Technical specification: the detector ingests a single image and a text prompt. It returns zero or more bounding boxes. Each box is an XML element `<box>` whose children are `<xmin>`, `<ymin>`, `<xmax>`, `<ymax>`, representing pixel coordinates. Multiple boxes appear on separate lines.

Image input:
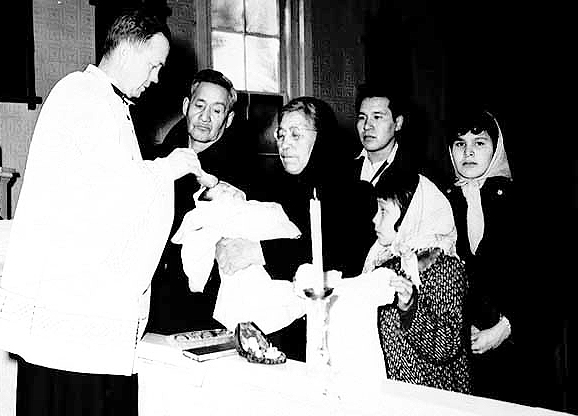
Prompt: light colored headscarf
<box><xmin>363</xmin><ymin>174</ymin><xmax>457</xmax><ymax>288</ymax></box>
<box><xmin>449</xmin><ymin>111</ymin><xmax>512</xmax><ymax>254</ymax></box>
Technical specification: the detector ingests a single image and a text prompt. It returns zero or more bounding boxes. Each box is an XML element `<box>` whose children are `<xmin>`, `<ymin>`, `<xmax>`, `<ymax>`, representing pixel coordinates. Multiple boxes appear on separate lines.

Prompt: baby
<box><xmin>198</xmin><ymin>180</ymin><xmax>246</xmax><ymax>203</ymax></box>
<box><xmin>171</xmin><ymin>182</ymin><xmax>305</xmax><ymax>334</ymax></box>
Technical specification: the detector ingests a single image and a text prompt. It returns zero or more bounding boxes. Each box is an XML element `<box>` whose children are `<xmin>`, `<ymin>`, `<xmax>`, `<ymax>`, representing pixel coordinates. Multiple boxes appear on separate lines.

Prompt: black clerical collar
<box><xmin>111</xmin><ymin>83</ymin><xmax>135</xmax><ymax>106</ymax></box>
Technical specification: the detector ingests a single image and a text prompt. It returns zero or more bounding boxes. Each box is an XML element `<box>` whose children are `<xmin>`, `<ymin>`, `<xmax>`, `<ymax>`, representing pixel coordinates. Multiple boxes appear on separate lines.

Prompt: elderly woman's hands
<box><xmin>471</xmin><ymin>318</ymin><xmax>511</xmax><ymax>354</ymax></box>
<box><xmin>389</xmin><ymin>273</ymin><xmax>416</xmax><ymax>311</ymax></box>
<box><xmin>215</xmin><ymin>238</ymin><xmax>264</xmax><ymax>275</ymax></box>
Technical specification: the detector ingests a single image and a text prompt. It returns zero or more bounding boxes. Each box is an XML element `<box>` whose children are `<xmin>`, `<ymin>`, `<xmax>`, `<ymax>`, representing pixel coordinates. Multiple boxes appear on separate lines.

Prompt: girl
<box><xmin>299</xmin><ymin>172</ymin><xmax>471</xmax><ymax>393</ymax></box>
<box><xmin>370</xmin><ymin>172</ymin><xmax>471</xmax><ymax>393</ymax></box>
<box><xmin>446</xmin><ymin>109</ymin><xmax>522</xmax><ymax>403</ymax></box>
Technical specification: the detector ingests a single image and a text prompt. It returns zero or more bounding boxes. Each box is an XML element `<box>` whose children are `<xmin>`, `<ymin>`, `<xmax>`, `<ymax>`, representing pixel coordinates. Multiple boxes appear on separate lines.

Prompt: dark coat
<box><xmin>252</xmin><ymin>155</ymin><xmax>376</xmax><ymax>362</ymax></box>
<box><xmin>257</xmin><ymin>168</ymin><xmax>376</xmax><ymax>282</ymax></box>
<box><xmin>446</xmin><ymin>176</ymin><xmax>518</xmax><ymax>330</ymax></box>
<box><xmin>352</xmin><ymin>142</ymin><xmax>421</xmax><ymax>261</ymax></box>
<box><xmin>252</xmin><ymin>122</ymin><xmax>376</xmax><ymax>361</ymax></box>
<box><xmin>146</xmin><ymin>118</ymin><xmax>251</xmax><ymax>334</ymax></box>
<box><xmin>352</xmin><ymin>142</ymin><xmax>419</xmax><ymax>189</ymax></box>
<box><xmin>445</xmin><ymin>176</ymin><xmax>532</xmax><ymax>404</ymax></box>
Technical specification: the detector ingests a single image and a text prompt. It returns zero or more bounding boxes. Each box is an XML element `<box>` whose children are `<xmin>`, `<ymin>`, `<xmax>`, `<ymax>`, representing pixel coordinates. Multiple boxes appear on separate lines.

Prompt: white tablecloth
<box><xmin>136</xmin><ymin>333</ymin><xmax>569</xmax><ymax>416</ymax></box>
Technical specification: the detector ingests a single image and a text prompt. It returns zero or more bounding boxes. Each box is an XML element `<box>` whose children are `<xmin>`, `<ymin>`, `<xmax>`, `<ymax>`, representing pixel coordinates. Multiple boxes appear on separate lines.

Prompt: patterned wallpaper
<box><xmin>0</xmin><ymin>0</ymin><xmax>95</xmax><ymax>216</ymax></box>
<box><xmin>147</xmin><ymin>0</ymin><xmax>198</xmax><ymax>145</ymax></box>
<box><xmin>311</xmin><ymin>0</ymin><xmax>369</xmax><ymax>157</ymax></box>
<box><xmin>167</xmin><ymin>0</ymin><xmax>196</xmax><ymax>42</ymax></box>
<box><xmin>0</xmin><ymin>0</ymin><xmax>197</xmax><ymax>215</ymax></box>
<box><xmin>1</xmin><ymin>0</ymin><xmax>368</xmax><ymax>214</ymax></box>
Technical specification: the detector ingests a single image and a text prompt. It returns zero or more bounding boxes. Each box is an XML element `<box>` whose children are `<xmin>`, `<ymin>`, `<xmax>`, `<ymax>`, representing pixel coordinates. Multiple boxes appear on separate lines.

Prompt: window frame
<box><xmin>195</xmin><ymin>0</ymin><xmax>312</xmax><ymax>100</ymax></box>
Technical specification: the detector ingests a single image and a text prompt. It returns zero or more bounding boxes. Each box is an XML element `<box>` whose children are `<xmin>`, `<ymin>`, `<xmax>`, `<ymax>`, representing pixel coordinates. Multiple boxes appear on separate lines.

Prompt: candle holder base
<box><xmin>303</xmin><ymin>286</ymin><xmax>334</xmax><ymax>300</ymax></box>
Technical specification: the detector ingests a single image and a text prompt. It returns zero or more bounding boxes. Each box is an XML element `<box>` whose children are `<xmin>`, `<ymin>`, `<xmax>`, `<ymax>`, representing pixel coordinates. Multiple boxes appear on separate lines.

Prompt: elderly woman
<box><xmin>217</xmin><ymin>96</ymin><xmax>375</xmax><ymax>361</ymax></box>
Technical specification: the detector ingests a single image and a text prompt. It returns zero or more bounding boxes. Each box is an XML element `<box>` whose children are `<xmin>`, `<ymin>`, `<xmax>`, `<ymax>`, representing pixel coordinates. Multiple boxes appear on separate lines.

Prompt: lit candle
<box><xmin>309</xmin><ymin>188</ymin><xmax>324</xmax><ymax>293</ymax></box>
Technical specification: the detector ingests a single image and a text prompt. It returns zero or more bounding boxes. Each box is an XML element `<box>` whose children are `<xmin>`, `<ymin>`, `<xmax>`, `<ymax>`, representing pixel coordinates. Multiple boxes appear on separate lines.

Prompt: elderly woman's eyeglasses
<box><xmin>274</xmin><ymin>126</ymin><xmax>317</xmax><ymax>142</ymax></box>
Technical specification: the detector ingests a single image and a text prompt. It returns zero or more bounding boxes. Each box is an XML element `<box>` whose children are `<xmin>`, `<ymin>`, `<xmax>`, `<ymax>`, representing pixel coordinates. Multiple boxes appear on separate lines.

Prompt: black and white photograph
<box><xmin>0</xmin><ymin>0</ymin><xmax>573</xmax><ymax>415</ymax></box>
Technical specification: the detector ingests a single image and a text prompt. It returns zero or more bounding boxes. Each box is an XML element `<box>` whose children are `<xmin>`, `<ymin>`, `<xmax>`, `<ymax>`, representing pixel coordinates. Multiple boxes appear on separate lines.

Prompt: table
<box><xmin>137</xmin><ymin>333</ymin><xmax>570</xmax><ymax>416</ymax></box>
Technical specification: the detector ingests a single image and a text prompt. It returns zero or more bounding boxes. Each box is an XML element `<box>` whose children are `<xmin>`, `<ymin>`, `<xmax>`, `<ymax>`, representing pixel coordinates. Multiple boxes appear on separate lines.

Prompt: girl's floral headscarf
<box><xmin>363</xmin><ymin>174</ymin><xmax>457</xmax><ymax>287</ymax></box>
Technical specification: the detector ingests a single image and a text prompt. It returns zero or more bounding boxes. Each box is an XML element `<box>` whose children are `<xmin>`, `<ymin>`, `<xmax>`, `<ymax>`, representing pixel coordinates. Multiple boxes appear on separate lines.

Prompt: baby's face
<box><xmin>199</xmin><ymin>181</ymin><xmax>246</xmax><ymax>202</ymax></box>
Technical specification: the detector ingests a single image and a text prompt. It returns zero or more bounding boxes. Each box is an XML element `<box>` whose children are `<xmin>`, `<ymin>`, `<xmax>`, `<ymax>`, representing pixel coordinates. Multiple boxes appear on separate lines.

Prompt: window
<box><xmin>196</xmin><ymin>0</ymin><xmax>311</xmax><ymax>98</ymax></box>
<box><xmin>192</xmin><ymin>0</ymin><xmax>312</xmax><ymax>187</ymax></box>
<box><xmin>211</xmin><ymin>0</ymin><xmax>280</xmax><ymax>93</ymax></box>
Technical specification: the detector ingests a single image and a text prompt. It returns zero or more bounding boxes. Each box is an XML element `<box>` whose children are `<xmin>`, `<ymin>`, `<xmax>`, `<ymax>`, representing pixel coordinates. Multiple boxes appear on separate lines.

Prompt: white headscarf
<box><xmin>363</xmin><ymin>174</ymin><xmax>457</xmax><ymax>288</ymax></box>
<box><xmin>449</xmin><ymin>111</ymin><xmax>512</xmax><ymax>254</ymax></box>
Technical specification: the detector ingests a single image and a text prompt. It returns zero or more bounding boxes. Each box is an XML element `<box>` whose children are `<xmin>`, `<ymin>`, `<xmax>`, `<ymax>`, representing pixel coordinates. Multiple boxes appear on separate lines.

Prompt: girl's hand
<box><xmin>389</xmin><ymin>274</ymin><xmax>415</xmax><ymax>311</ymax></box>
<box><xmin>471</xmin><ymin>319</ymin><xmax>511</xmax><ymax>354</ymax></box>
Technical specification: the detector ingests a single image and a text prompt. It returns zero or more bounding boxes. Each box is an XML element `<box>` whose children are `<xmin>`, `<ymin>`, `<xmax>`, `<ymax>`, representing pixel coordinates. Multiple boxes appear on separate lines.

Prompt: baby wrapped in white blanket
<box><xmin>171</xmin><ymin>183</ymin><xmax>306</xmax><ymax>334</ymax></box>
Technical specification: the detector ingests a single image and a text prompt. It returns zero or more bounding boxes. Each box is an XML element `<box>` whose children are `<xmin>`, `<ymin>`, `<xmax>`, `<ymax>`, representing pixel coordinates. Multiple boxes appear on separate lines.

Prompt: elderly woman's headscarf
<box><xmin>449</xmin><ymin>111</ymin><xmax>512</xmax><ymax>254</ymax></box>
<box><xmin>277</xmin><ymin>96</ymin><xmax>352</xmax><ymax>196</ymax></box>
<box><xmin>363</xmin><ymin>174</ymin><xmax>457</xmax><ymax>288</ymax></box>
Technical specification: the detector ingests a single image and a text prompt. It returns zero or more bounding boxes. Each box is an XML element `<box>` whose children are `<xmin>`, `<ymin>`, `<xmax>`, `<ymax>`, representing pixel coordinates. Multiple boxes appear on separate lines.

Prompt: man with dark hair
<box><xmin>354</xmin><ymin>83</ymin><xmax>417</xmax><ymax>187</ymax></box>
<box><xmin>0</xmin><ymin>8</ymin><xmax>212</xmax><ymax>415</ymax></box>
<box><xmin>352</xmin><ymin>84</ymin><xmax>421</xmax><ymax>277</ymax></box>
<box><xmin>147</xmin><ymin>69</ymin><xmax>250</xmax><ymax>334</ymax></box>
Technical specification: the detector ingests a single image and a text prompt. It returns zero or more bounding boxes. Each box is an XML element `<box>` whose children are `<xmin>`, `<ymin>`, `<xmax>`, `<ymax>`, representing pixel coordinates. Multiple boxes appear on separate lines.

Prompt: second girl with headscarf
<box><xmin>445</xmin><ymin>108</ymin><xmax>526</xmax><ymax>404</ymax></box>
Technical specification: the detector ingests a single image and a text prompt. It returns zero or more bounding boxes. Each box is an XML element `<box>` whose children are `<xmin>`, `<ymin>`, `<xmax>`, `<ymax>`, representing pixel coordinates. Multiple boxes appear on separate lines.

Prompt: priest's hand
<box><xmin>215</xmin><ymin>238</ymin><xmax>264</xmax><ymax>275</ymax></box>
<box><xmin>163</xmin><ymin>148</ymin><xmax>204</xmax><ymax>180</ymax></box>
<box><xmin>163</xmin><ymin>148</ymin><xmax>218</xmax><ymax>186</ymax></box>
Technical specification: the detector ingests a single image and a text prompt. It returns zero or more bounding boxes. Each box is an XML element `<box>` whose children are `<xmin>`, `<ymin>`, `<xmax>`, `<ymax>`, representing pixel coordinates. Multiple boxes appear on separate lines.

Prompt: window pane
<box><xmin>246</xmin><ymin>36</ymin><xmax>279</xmax><ymax>93</ymax></box>
<box><xmin>211</xmin><ymin>0</ymin><xmax>244</xmax><ymax>31</ymax></box>
<box><xmin>212</xmin><ymin>31</ymin><xmax>246</xmax><ymax>90</ymax></box>
<box><xmin>246</xmin><ymin>0</ymin><xmax>279</xmax><ymax>36</ymax></box>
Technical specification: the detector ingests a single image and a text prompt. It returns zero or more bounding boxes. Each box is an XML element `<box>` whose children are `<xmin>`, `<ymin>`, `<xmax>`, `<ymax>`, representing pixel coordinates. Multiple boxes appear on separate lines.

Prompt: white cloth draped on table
<box><xmin>327</xmin><ymin>268</ymin><xmax>396</xmax><ymax>382</ymax></box>
<box><xmin>293</xmin><ymin>264</ymin><xmax>396</xmax><ymax>386</ymax></box>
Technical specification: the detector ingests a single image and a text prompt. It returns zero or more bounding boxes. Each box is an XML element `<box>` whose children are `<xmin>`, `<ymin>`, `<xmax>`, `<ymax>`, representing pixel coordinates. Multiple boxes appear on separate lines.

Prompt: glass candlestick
<box><xmin>304</xmin><ymin>284</ymin><xmax>334</xmax><ymax>396</ymax></box>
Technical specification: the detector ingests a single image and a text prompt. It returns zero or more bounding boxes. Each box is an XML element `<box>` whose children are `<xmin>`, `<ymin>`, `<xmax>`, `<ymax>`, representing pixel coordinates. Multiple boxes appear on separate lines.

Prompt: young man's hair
<box><xmin>101</xmin><ymin>8</ymin><xmax>171</xmax><ymax>60</ymax></box>
<box><xmin>189</xmin><ymin>69</ymin><xmax>237</xmax><ymax>112</ymax></box>
<box><xmin>355</xmin><ymin>83</ymin><xmax>406</xmax><ymax>119</ymax></box>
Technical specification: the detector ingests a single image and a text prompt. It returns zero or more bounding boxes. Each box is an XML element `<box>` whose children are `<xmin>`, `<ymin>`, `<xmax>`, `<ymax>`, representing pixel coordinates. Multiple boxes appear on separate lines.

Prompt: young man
<box><xmin>147</xmin><ymin>69</ymin><xmax>250</xmax><ymax>335</ymax></box>
<box><xmin>0</xmin><ymin>9</ymin><xmax>210</xmax><ymax>415</ymax></box>
<box><xmin>354</xmin><ymin>84</ymin><xmax>417</xmax><ymax>187</ymax></box>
